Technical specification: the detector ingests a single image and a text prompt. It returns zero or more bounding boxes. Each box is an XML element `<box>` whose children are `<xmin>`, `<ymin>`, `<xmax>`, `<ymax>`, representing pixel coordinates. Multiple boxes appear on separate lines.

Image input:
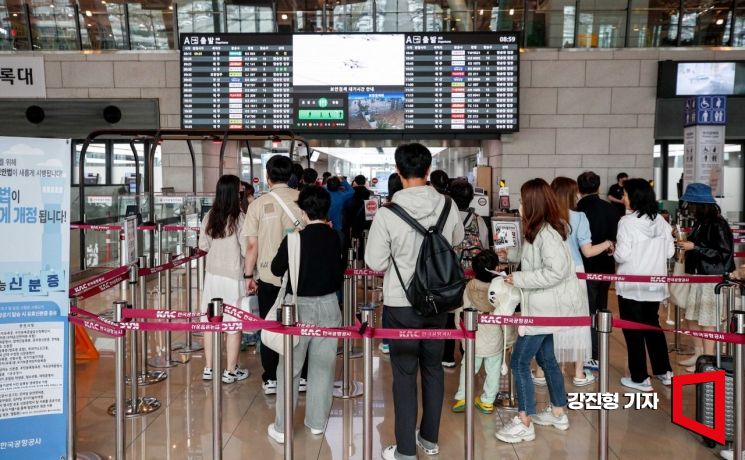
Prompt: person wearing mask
<box><xmin>301</xmin><ymin>168</ymin><xmax>318</xmax><ymax>189</ymax></box>
<box><xmin>344</xmin><ymin>175</ymin><xmax>372</xmax><ymax>261</ymax></box>
<box><xmin>608</xmin><ymin>172</ymin><xmax>628</xmax><ymax>217</ymax></box>
<box><xmin>429</xmin><ymin>169</ymin><xmax>449</xmax><ymax>195</ymax></box>
<box><xmin>267</xmin><ymin>186</ymin><xmax>345</xmax><ymax>443</ymax></box>
<box><xmin>495</xmin><ymin>178</ymin><xmax>579</xmax><ymax>444</ymax></box>
<box><xmin>239</xmin><ymin>181</ymin><xmax>254</xmax><ymax>214</ymax></box>
<box><xmin>676</xmin><ymin>183</ymin><xmax>735</xmax><ymax>372</ymax></box>
<box><xmin>241</xmin><ymin>155</ymin><xmax>305</xmax><ymax>396</ymax></box>
<box><xmin>441</xmin><ymin>178</ymin><xmax>490</xmax><ymax>368</ymax></box>
<box><xmin>576</xmin><ymin>171</ymin><xmax>620</xmax><ymax>371</ymax></box>
<box><xmin>199</xmin><ymin>175</ymin><xmax>249</xmax><ymax>383</ymax></box>
<box><xmin>614</xmin><ymin>178</ymin><xmax>674</xmax><ymax>392</ymax></box>
<box><xmin>378</xmin><ymin>172</ymin><xmax>403</xmax><ymax>356</ymax></box>
<box><xmin>366</xmin><ymin>144</ymin><xmax>464</xmax><ymax>460</ymax></box>
<box><xmin>534</xmin><ymin>177</ymin><xmax>613</xmax><ymax>387</ymax></box>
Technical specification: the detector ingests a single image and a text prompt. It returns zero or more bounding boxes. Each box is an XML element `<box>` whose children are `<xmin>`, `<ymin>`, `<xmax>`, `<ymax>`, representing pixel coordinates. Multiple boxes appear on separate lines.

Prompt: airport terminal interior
<box><xmin>1</xmin><ymin>0</ymin><xmax>745</xmax><ymax>459</ymax></box>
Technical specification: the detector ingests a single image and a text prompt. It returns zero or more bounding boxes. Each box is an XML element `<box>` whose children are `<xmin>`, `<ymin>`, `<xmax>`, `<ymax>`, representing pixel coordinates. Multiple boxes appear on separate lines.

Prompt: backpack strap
<box><xmin>385</xmin><ymin>202</ymin><xmax>428</xmax><ymax>235</ymax></box>
<box><xmin>269</xmin><ymin>190</ymin><xmax>302</xmax><ymax>228</ymax></box>
<box><xmin>463</xmin><ymin>208</ymin><xmax>474</xmax><ymax>226</ymax></box>
<box><xmin>435</xmin><ymin>197</ymin><xmax>453</xmax><ymax>233</ymax></box>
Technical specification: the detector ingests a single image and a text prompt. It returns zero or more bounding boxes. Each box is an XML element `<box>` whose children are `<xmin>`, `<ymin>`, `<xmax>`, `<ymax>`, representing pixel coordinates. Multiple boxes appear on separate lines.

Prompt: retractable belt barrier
<box><xmin>71</xmin><ymin>223</ymin><xmax>201</xmax><ymax>232</ymax></box>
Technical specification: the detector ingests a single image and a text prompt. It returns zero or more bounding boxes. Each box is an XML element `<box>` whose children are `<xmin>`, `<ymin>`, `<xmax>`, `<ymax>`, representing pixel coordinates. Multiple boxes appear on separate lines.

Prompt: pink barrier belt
<box><xmin>69</xmin><ymin>306</ymin><xmax>125</xmax><ymax>337</ymax></box>
<box><xmin>613</xmin><ymin>319</ymin><xmax>745</xmax><ymax>345</ymax></box>
<box><xmin>121</xmin><ymin>309</ymin><xmax>205</xmax><ymax>320</ymax></box>
<box><xmin>137</xmin><ymin>250</ymin><xmax>206</xmax><ymax>277</ymax></box>
<box><xmin>478</xmin><ymin>314</ymin><xmax>592</xmax><ymax>327</ymax></box>
<box><xmin>577</xmin><ymin>272</ymin><xmax>722</xmax><ymax>284</ymax></box>
<box><xmin>69</xmin><ymin>265</ymin><xmax>130</xmax><ymax>300</ymax></box>
<box><xmin>344</xmin><ymin>267</ymin><xmax>477</xmax><ymax>278</ymax></box>
<box><xmin>71</xmin><ymin>223</ymin><xmax>123</xmax><ymax>231</ymax></box>
<box><xmin>71</xmin><ymin>223</ymin><xmax>199</xmax><ymax>232</ymax></box>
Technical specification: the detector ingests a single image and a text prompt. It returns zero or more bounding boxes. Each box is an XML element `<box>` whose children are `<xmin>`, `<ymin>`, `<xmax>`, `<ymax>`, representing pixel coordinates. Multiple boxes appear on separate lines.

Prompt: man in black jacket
<box><xmin>576</xmin><ymin>171</ymin><xmax>621</xmax><ymax>370</ymax></box>
<box><xmin>345</xmin><ymin>175</ymin><xmax>372</xmax><ymax>260</ymax></box>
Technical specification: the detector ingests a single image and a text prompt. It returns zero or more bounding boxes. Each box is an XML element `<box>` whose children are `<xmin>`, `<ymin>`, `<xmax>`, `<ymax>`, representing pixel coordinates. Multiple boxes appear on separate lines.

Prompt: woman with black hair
<box><xmin>267</xmin><ymin>185</ymin><xmax>345</xmax><ymax>443</ymax></box>
<box><xmin>614</xmin><ymin>178</ymin><xmax>675</xmax><ymax>392</ymax></box>
<box><xmin>677</xmin><ymin>183</ymin><xmax>734</xmax><ymax>371</ymax></box>
<box><xmin>199</xmin><ymin>174</ymin><xmax>249</xmax><ymax>384</ymax></box>
<box><xmin>429</xmin><ymin>169</ymin><xmax>449</xmax><ymax>195</ymax></box>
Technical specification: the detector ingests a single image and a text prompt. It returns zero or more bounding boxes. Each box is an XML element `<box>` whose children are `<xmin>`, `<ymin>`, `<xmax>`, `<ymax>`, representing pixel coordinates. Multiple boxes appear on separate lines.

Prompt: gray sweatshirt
<box><xmin>365</xmin><ymin>185</ymin><xmax>465</xmax><ymax>307</ymax></box>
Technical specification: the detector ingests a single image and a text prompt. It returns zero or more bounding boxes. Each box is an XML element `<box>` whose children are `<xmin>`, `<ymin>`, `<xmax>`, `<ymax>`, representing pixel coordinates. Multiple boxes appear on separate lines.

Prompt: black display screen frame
<box><xmin>179</xmin><ymin>32</ymin><xmax>521</xmax><ymax>137</ymax></box>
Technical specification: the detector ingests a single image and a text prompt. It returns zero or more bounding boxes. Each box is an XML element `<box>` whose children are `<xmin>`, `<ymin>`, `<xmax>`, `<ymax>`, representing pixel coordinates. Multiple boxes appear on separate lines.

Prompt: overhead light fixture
<box><xmin>12</xmin><ymin>13</ymin><xmax>17</xmax><ymax>16</ymax></box>
<box><xmin>716</xmin><ymin>18</ymin><xmax>724</xmax><ymax>25</ymax></box>
<box><xmin>479</xmin><ymin>9</ymin><xmax>484</xmax><ymax>15</ymax></box>
<box><xmin>280</xmin><ymin>13</ymin><xmax>288</xmax><ymax>20</ymax></box>
<box><xmin>168</xmin><ymin>5</ymin><xmax>173</xmax><ymax>10</ymax></box>
<box><xmin>509</xmin><ymin>8</ymin><xmax>514</xmax><ymax>15</ymax></box>
<box><xmin>85</xmin><ymin>10</ymin><xmax>92</xmax><ymax>17</ymax></box>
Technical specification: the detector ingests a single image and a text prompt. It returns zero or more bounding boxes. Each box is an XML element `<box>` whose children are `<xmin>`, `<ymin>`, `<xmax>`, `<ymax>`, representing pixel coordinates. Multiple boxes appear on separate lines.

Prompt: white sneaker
<box><xmin>263</xmin><ymin>379</ymin><xmax>277</xmax><ymax>395</ymax></box>
<box><xmin>415</xmin><ymin>429</ymin><xmax>439</xmax><ymax>455</ymax></box>
<box><xmin>531</xmin><ymin>370</ymin><xmax>546</xmax><ymax>386</ymax></box>
<box><xmin>305</xmin><ymin>423</ymin><xmax>323</xmax><ymax>435</ymax></box>
<box><xmin>299</xmin><ymin>377</ymin><xmax>307</xmax><ymax>393</ymax></box>
<box><xmin>720</xmin><ymin>448</ymin><xmax>744</xmax><ymax>460</ymax></box>
<box><xmin>655</xmin><ymin>371</ymin><xmax>673</xmax><ymax>386</ymax></box>
<box><xmin>442</xmin><ymin>361</ymin><xmax>456</xmax><ymax>368</ymax></box>
<box><xmin>379</xmin><ymin>343</ymin><xmax>390</xmax><ymax>354</ymax></box>
<box><xmin>531</xmin><ymin>406</ymin><xmax>570</xmax><ymax>431</ymax></box>
<box><xmin>573</xmin><ymin>369</ymin><xmax>596</xmax><ymax>387</ymax></box>
<box><xmin>495</xmin><ymin>416</ymin><xmax>536</xmax><ymax>444</ymax></box>
<box><xmin>620</xmin><ymin>377</ymin><xmax>653</xmax><ymax>392</ymax></box>
<box><xmin>221</xmin><ymin>367</ymin><xmax>249</xmax><ymax>384</ymax></box>
<box><xmin>381</xmin><ymin>445</ymin><xmax>415</xmax><ymax>460</ymax></box>
<box><xmin>202</xmin><ymin>368</ymin><xmax>212</xmax><ymax>381</ymax></box>
<box><xmin>267</xmin><ymin>423</ymin><xmax>284</xmax><ymax>444</ymax></box>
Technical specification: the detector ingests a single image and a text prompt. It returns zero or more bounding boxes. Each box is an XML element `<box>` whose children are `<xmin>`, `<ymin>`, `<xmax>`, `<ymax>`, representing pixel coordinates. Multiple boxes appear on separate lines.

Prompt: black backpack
<box><xmin>387</xmin><ymin>198</ymin><xmax>466</xmax><ymax>316</ymax></box>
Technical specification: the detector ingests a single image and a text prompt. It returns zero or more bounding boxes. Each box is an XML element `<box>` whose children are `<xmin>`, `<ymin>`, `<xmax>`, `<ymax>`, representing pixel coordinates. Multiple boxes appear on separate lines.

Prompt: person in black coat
<box><xmin>344</xmin><ymin>175</ymin><xmax>372</xmax><ymax>260</ymax></box>
<box><xmin>576</xmin><ymin>171</ymin><xmax>621</xmax><ymax>370</ymax></box>
<box><xmin>677</xmin><ymin>183</ymin><xmax>734</xmax><ymax>366</ymax></box>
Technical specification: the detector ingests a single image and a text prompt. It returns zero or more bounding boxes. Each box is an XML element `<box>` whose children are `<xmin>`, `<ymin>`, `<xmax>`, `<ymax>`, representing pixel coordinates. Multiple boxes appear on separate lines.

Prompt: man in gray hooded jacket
<box><xmin>366</xmin><ymin>143</ymin><xmax>464</xmax><ymax>460</ymax></box>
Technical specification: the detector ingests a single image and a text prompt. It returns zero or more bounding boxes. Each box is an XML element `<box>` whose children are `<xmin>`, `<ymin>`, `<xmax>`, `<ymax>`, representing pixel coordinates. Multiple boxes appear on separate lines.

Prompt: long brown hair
<box><xmin>521</xmin><ymin>178</ymin><xmax>568</xmax><ymax>244</ymax></box>
<box><xmin>550</xmin><ymin>176</ymin><xmax>578</xmax><ymax>223</ymax></box>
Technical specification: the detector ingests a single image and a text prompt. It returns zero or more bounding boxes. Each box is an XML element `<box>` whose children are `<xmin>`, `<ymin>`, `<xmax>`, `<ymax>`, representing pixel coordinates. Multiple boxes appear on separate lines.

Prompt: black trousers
<box><xmin>618</xmin><ymin>296</ymin><xmax>672</xmax><ymax>383</ymax></box>
<box><xmin>258</xmin><ymin>280</ymin><xmax>308</xmax><ymax>382</ymax></box>
<box><xmin>383</xmin><ymin>306</ymin><xmax>448</xmax><ymax>457</ymax></box>
<box><xmin>587</xmin><ymin>280</ymin><xmax>610</xmax><ymax>360</ymax></box>
<box><xmin>442</xmin><ymin>313</ymin><xmax>456</xmax><ymax>363</ymax></box>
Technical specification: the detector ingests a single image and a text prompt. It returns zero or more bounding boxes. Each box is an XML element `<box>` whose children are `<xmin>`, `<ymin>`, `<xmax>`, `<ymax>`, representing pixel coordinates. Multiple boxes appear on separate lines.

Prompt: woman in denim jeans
<box><xmin>496</xmin><ymin>178</ymin><xmax>584</xmax><ymax>444</ymax></box>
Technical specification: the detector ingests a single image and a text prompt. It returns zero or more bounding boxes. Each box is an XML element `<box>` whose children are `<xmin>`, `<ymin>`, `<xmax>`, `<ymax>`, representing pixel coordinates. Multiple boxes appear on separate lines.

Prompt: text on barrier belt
<box><xmin>70</xmin><ymin>306</ymin><xmax>745</xmax><ymax>345</ymax></box>
<box><xmin>71</xmin><ymin>223</ymin><xmax>200</xmax><ymax>232</ymax></box>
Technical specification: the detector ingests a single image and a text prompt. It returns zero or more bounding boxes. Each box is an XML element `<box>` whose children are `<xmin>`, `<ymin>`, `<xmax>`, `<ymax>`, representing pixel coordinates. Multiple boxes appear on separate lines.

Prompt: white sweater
<box><xmin>614</xmin><ymin>212</ymin><xmax>675</xmax><ymax>302</ymax></box>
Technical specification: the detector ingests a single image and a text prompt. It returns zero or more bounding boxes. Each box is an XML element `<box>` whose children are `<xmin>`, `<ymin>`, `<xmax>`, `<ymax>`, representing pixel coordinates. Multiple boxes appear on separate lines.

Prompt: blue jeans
<box><xmin>511</xmin><ymin>333</ymin><xmax>567</xmax><ymax>415</ymax></box>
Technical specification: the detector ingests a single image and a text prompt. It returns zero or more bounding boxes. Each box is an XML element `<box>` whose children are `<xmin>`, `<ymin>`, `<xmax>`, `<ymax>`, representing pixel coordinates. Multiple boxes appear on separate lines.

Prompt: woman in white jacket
<box><xmin>614</xmin><ymin>178</ymin><xmax>674</xmax><ymax>392</ymax></box>
<box><xmin>495</xmin><ymin>179</ymin><xmax>583</xmax><ymax>444</ymax></box>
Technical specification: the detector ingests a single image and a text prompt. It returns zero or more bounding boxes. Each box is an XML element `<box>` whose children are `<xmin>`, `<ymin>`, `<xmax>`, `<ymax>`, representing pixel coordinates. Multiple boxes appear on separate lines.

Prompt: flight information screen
<box><xmin>180</xmin><ymin>33</ymin><xmax>519</xmax><ymax>134</ymax></box>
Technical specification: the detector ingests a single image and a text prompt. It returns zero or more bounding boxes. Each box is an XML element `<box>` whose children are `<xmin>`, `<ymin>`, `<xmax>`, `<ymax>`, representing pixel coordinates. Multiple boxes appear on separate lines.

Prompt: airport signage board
<box><xmin>0</xmin><ymin>57</ymin><xmax>46</xmax><ymax>99</ymax></box>
<box><xmin>180</xmin><ymin>33</ymin><xmax>520</xmax><ymax>135</ymax></box>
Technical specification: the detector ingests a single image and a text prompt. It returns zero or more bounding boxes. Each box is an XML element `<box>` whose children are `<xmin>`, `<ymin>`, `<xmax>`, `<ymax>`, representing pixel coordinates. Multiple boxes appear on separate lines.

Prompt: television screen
<box><xmin>676</xmin><ymin>62</ymin><xmax>736</xmax><ymax>96</ymax></box>
<box><xmin>181</xmin><ymin>33</ymin><xmax>519</xmax><ymax>134</ymax></box>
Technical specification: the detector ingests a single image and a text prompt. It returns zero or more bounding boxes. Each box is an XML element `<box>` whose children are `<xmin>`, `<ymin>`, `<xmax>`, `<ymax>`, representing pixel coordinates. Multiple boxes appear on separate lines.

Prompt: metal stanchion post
<box><xmin>181</xmin><ymin>247</ymin><xmax>203</xmax><ymax>353</ymax></box>
<box><xmin>596</xmin><ymin>309</ymin><xmax>613</xmax><ymax>460</ymax></box>
<box><xmin>114</xmin><ymin>301</ymin><xmax>127</xmax><ymax>459</ymax></box>
<box><xmin>109</xmin><ymin>265</ymin><xmax>161</xmax><ymax>417</ymax></box>
<box><xmin>361</xmin><ymin>306</ymin><xmax>374</xmax><ymax>460</ymax></box>
<box><xmin>137</xmin><ymin>255</ymin><xmax>167</xmax><ymax>385</ymax></box>
<box><xmin>350</xmin><ymin>243</ymin><xmax>363</xmax><ymax>359</ymax></box>
<box><xmin>119</xmin><ymin>231</ymin><xmax>127</xmax><ymax>299</ymax></box>
<box><xmin>156</xmin><ymin>223</ymin><xmax>164</xmax><ymax>297</ymax></box>
<box><xmin>732</xmin><ymin>310</ymin><xmax>745</xmax><ymax>460</ymax></box>
<box><xmin>150</xmin><ymin>252</ymin><xmax>183</xmax><ymax>367</ymax></box>
<box><xmin>727</xmin><ymin>288</ymin><xmax>737</xmax><ymax>357</ymax></box>
<box><xmin>211</xmin><ymin>299</ymin><xmax>224</xmax><ymax>460</ymax></box>
<box><xmin>334</xmin><ymin>254</ymin><xmax>363</xmax><ymax>398</ymax></box>
<box><xmin>463</xmin><ymin>308</ymin><xmax>478</xmax><ymax>460</ymax></box>
<box><xmin>283</xmin><ymin>304</ymin><xmax>295</xmax><ymax>460</ymax></box>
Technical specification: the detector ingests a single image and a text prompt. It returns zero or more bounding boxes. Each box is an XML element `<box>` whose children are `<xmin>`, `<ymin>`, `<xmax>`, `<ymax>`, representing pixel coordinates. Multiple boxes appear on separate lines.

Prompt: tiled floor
<box><xmin>74</xmin><ymin>268</ymin><xmax>726</xmax><ymax>459</ymax></box>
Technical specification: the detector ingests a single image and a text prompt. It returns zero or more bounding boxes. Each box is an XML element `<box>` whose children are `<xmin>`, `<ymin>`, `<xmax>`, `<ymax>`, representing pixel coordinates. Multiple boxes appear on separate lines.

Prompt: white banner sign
<box><xmin>0</xmin><ymin>57</ymin><xmax>46</xmax><ymax>99</ymax></box>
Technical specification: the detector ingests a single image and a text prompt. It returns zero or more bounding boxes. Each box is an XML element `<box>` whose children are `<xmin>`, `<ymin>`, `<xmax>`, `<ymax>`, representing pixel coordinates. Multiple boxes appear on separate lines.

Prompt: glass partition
<box><xmin>577</xmin><ymin>0</ymin><xmax>627</xmax><ymax>47</ymax></box>
<box><xmin>73</xmin><ymin>142</ymin><xmax>107</xmax><ymax>186</ymax></box>
<box><xmin>128</xmin><ymin>3</ymin><xmax>173</xmax><ymax>50</ymax></box>
<box><xmin>628</xmin><ymin>0</ymin><xmax>679</xmax><ymax>47</ymax></box>
<box><xmin>525</xmin><ymin>0</ymin><xmax>577</xmax><ymax>47</ymax></box>
<box><xmin>79</xmin><ymin>4</ymin><xmax>128</xmax><ymax>49</ymax></box>
<box><xmin>29</xmin><ymin>3</ymin><xmax>79</xmax><ymax>50</ymax></box>
<box><xmin>0</xmin><ymin>4</ymin><xmax>31</xmax><ymax>50</ymax></box>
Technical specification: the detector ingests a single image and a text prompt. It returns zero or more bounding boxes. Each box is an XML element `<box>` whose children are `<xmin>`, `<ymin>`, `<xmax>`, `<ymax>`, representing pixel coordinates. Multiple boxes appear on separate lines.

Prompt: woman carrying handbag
<box><xmin>266</xmin><ymin>185</ymin><xmax>345</xmax><ymax>443</ymax></box>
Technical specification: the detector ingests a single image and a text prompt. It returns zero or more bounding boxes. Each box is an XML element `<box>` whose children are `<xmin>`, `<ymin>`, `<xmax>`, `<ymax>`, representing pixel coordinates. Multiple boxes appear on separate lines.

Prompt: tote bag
<box><xmin>261</xmin><ymin>230</ymin><xmax>300</xmax><ymax>355</ymax></box>
<box><xmin>668</xmin><ymin>260</ymin><xmax>690</xmax><ymax>309</ymax></box>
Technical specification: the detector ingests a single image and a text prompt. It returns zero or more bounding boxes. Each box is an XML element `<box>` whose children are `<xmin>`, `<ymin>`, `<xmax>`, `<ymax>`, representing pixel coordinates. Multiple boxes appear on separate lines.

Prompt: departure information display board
<box><xmin>180</xmin><ymin>33</ymin><xmax>519</xmax><ymax>134</ymax></box>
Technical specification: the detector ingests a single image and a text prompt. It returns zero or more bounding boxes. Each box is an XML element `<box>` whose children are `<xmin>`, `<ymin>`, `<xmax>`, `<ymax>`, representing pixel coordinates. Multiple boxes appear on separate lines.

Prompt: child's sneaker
<box><xmin>451</xmin><ymin>399</ymin><xmax>465</xmax><ymax>413</ymax></box>
<box><xmin>474</xmin><ymin>395</ymin><xmax>494</xmax><ymax>414</ymax></box>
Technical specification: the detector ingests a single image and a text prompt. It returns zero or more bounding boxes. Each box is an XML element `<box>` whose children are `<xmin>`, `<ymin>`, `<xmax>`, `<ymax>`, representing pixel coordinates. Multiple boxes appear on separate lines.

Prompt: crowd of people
<box><xmin>195</xmin><ymin>146</ymin><xmax>743</xmax><ymax>459</ymax></box>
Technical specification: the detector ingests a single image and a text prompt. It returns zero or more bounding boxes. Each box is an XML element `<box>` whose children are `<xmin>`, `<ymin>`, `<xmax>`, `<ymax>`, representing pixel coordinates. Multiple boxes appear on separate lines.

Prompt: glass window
<box><xmin>111</xmin><ymin>142</ymin><xmax>146</xmax><ymax>187</ymax></box>
<box><xmin>525</xmin><ymin>0</ymin><xmax>577</xmax><ymax>47</ymax></box>
<box><xmin>79</xmin><ymin>4</ymin><xmax>127</xmax><ymax>50</ymax></box>
<box><xmin>178</xmin><ymin>0</ymin><xmax>223</xmax><ymax>33</ymax></box>
<box><xmin>73</xmin><ymin>142</ymin><xmax>107</xmax><ymax>185</ymax></box>
<box><xmin>128</xmin><ymin>3</ymin><xmax>172</xmax><ymax>50</ymax></box>
<box><xmin>577</xmin><ymin>0</ymin><xmax>627</xmax><ymax>48</ymax></box>
<box><xmin>653</xmin><ymin>144</ymin><xmax>662</xmax><ymax>199</ymax></box>
<box><xmin>0</xmin><ymin>4</ymin><xmax>31</xmax><ymax>50</ymax></box>
<box><xmin>628</xmin><ymin>0</ymin><xmax>679</xmax><ymax>47</ymax></box>
<box><xmin>680</xmin><ymin>0</ymin><xmax>731</xmax><ymax>46</ymax></box>
<box><xmin>486</xmin><ymin>0</ymin><xmax>525</xmax><ymax>33</ymax></box>
<box><xmin>29</xmin><ymin>3</ymin><xmax>79</xmax><ymax>50</ymax></box>
<box><xmin>377</xmin><ymin>0</ymin><xmax>423</xmax><ymax>32</ymax></box>
<box><xmin>735</xmin><ymin>7</ymin><xmax>745</xmax><ymax>47</ymax></box>
<box><xmin>226</xmin><ymin>4</ymin><xmax>275</xmax><ymax>32</ymax></box>
<box><xmin>721</xmin><ymin>144</ymin><xmax>743</xmax><ymax>221</ymax></box>
<box><xmin>667</xmin><ymin>143</ymin><xmax>684</xmax><ymax>201</ymax></box>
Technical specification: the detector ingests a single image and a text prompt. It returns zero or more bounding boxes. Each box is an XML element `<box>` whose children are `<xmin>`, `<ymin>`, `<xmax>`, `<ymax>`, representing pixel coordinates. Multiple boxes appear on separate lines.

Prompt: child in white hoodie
<box><xmin>451</xmin><ymin>251</ymin><xmax>517</xmax><ymax>415</ymax></box>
